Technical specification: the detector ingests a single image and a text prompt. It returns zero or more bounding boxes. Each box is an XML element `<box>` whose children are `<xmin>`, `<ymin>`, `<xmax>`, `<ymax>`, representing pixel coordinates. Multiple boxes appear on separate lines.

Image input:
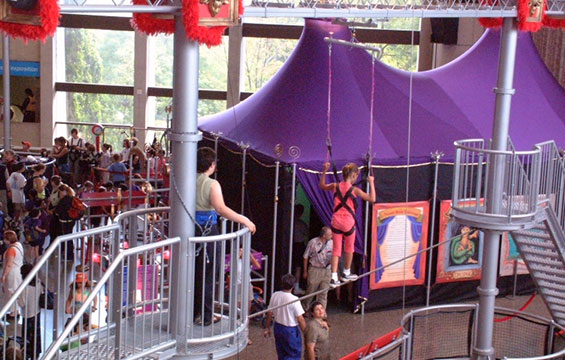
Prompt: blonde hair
<box><xmin>342</xmin><ymin>163</ymin><xmax>359</xmax><ymax>181</ymax></box>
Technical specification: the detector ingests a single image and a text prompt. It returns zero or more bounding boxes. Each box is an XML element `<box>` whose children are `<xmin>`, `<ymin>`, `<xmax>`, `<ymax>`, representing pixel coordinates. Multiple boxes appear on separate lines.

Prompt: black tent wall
<box><xmin>199</xmin><ymin>137</ymin><xmax>535</xmax><ymax>310</ymax></box>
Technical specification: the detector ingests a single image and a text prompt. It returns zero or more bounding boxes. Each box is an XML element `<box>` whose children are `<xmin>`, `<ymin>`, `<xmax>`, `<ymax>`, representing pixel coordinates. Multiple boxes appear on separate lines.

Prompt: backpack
<box><xmin>23</xmin><ymin>175</ymin><xmax>38</xmax><ymax>199</ymax></box>
<box><xmin>23</xmin><ymin>217</ymin><xmax>39</xmax><ymax>243</ymax></box>
<box><xmin>68</xmin><ymin>197</ymin><xmax>87</xmax><ymax>220</ymax></box>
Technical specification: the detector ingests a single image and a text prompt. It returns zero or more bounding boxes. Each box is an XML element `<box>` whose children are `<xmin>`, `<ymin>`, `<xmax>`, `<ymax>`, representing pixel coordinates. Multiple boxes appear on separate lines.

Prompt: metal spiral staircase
<box><xmin>0</xmin><ymin>208</ymin><xmax>252</xmax><ymax>360</ymax></box>
<box><xmin>452</xmin><ymin>139</ymin><xmax>565</xmax><ymax>327</ymax></box>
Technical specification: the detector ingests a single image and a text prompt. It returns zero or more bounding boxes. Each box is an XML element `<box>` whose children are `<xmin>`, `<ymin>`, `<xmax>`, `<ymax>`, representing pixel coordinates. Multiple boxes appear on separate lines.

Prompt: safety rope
<box><xmin>326</xmin><ymin>33</ymin><xmax>333</xmax><ymax>165</ymax></box>
<box><xmin>249</xmin><ymin>230</ymin><xmax>463</xmax><ymax>319</ymax></box>
<box><xmin>493</xmin><ymin>293</ymin><xmax>537</xmax><ymax>323</ymax></box>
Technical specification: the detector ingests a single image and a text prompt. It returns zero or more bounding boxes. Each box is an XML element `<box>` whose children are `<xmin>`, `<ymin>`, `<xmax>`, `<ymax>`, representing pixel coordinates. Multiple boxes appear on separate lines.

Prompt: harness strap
<box><xmin>333</xmin><ymin>184</ymin><xmax>356</xmax><ymax>218</ymax></box>
<box><xmin>331</xmin><ymin>225</ymin><xmax>355</xmax><ymax>237</ymax></box>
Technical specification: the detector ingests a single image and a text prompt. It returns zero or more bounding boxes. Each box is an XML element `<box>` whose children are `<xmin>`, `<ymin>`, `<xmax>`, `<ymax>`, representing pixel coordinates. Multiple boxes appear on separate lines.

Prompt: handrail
<box><xmin>42</xmin><ymin>236</ymin><xmax>181</xmax><ymax>359</ymax></box>
<box><xmin>454</xmin><ymin>139</ymin><xmax>542</xmax><ymax>156</ymax></box>
<box><xmin>400</xmin><ymin>303</ymin><xmax>565</xmax><ymax>359</ymax></box>
<box><xmin>114</xmin><ymin>206</ymin><xmax>170</xmax><ymax>223</ymax></box>
<box><xmin>188</xmin><ymin>227</ymin><xmax>249</xmax><ymax>243</ymax></box>
<box><xmin>0</xmin><ymin>223</ymin><xmax>120</xmax><ymax>319</ymax></box>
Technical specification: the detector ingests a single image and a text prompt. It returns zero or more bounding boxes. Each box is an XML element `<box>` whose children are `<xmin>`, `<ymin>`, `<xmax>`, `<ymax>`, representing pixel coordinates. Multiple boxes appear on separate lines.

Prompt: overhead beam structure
<box><xmin>57</xmin><ymin>0</ymin><xmax>564</xmax><ymax>17</ymax></box>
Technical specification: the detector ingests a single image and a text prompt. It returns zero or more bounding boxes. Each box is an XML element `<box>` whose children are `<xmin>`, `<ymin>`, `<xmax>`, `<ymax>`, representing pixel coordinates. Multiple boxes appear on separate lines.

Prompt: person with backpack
<box><xmin>24</xmin><ymin>209</ymin><xmax>47</xmax><ymax>264</ymax></box>
<box><xmin>53</xmin><ymin>184</ymin><xmax>78</xmax><ymax>262</ymax></box>
<box><xmin>24</xmin><ymin>164</ymin><xmax>47</xmax><ymax>202</ymax></box>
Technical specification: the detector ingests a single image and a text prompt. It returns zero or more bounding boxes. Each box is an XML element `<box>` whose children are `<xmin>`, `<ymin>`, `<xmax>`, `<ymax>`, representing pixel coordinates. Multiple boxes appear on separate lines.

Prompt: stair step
<box><xmin>547</xmin><ymin>303</ymin><xmax>565</xmax><ymax>314</ymax></box>
<box><xmin>515</xmin><ymin>238</ymin><xmax>555</xmax><ymax>249</ymax></box>
<box><xmin>536</xmin><ymin>272</ymin><xmax>565</xmax><ymax>285</ymax></box>
<box><xmin>544</xmin><ymin>295</ymin><xmax>565</xmax><ymax>306</ymax></box>
<box><xmin>542</xmin><ymin>289</ymin><xmax>565</xmax><ymax>300</ymax></box>
<box><xmin>523</xmin><ymin>254</ymin><xmax>563</xmax><ymax>267</ymax></box>
<box><xmin>549</xmin><ymin>311</ymin><xmax>565</xmax><ymax>321</ymax></box>
<box><xmin>513</xmin><ymin>230</ymin><xmax>551</xmax><ymax>240</ymax></box>
<box><xmin>529</xmin><ymin>263</ymin><xmax>565</xmax><ymax>276</ymax></box>
<box><xmin>520</xmin><ymin>245</ymin><xmax>560</xmax><ymax>259</ymax></box>
<box><xmin>538</xmin><ymin>280</ymin><xmax>565</xmax><ymax>292</ymax></box>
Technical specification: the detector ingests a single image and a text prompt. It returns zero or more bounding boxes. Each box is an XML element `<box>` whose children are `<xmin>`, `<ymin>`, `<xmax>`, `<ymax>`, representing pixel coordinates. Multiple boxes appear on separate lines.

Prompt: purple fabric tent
<box><xmin>199</xmin><ymin>19</ymin><xmax>565</xmax><ymax>302</ymax></box>
<box><xmin>200</xmin><ymin>19</ymin><xmax>565</xmax><ymax>167</ymax></box>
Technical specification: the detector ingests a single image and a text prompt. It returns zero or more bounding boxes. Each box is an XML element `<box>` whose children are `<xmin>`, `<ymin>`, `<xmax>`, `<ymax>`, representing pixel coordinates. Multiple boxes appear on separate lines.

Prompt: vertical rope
<box><xmin>402</xmin><ymin>17</ymin><xmax>417</xmax><ymax>316</ymax></box>
<box><xmin>326</xmin><ymin>33</ymin><xmax>334</xmax><ymax>163</ymax></box>
<box><xmin>368</xmin><ymin>53</ymin><xmax>376</xmax><ymax>167</ymax></box>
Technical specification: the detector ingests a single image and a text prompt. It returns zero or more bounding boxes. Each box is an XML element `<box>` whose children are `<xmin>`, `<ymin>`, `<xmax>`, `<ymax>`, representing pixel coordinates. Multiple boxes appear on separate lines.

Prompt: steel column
<box><xmin>3</xmin><ymin>36</ymin><xmax>10</xmax><ymax>150</ymax></box>
<box><xmin>473</xmin><ymin>17</ymin><xmax>518</xmax><ymax>360</ymax></box>
<box><xmin>288</xmin><ymin>162</ymin><xmax>297</xmax><ymax>274</ymax></box>
<box><xmin>271</xmin><ymin>160</ymin><xmax>280</xmax><ymax>297</ymax></box>
<box><xmin>169</xmin><ymin>14</ymin><xmax>202</xmax><ymax>358</ymax></box>
<box><xmin>426</xmin><ymin>151</ymin><xmax>442</xmax><ymax>306</ymax></box>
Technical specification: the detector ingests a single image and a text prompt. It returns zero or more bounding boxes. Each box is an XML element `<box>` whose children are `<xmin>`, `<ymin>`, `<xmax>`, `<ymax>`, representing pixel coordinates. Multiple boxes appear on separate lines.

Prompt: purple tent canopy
<box><xmin>200</xmin><ymin>19</ymin><xmax>565</xmax><ymax>168</ymax></box>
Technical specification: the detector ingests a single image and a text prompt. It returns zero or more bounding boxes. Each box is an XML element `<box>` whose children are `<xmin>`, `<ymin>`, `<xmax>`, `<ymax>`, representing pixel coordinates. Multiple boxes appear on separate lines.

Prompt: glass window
<box><xmin>378</xmin><ymin>44</ymin><xmax>419</xmax><ymax>72</ymax></box>
<box><xmin>153</xmin><ymin>34</ymin><xmax>228</xmax><ymax>91</ymax></box>
<box><xmin>243</xmin><ymin>38</ymin><xmax>297</xmax><ymax>92</ymax></box>
<box><xmin>63</xmin><ymin>28</ymin><xmax>135</xmax><ymax>85</ymax></box>
<box><xmin>151</xmin><ymin>97</ymin><xmax>225</xmax><ymax>125</ymax></box>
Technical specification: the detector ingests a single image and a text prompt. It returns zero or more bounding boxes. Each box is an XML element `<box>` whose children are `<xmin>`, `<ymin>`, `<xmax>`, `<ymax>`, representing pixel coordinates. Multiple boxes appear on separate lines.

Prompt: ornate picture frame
<box><xmin>1</xmin><ymin>0</ymin><xmax>42</xmax><ymax>25</ymax></box>
<box><xmin>198</xmin><ymin>0</ymin><xmax>239</xmax><ymax>26</ymax></box>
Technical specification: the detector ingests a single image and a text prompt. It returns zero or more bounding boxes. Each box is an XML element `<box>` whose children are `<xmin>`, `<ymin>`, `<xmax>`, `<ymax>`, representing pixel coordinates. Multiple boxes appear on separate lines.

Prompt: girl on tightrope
<box><xmin>320</xmin><ymin>162</ymin><xmax>375</xmax><ymax>287</ymax></box>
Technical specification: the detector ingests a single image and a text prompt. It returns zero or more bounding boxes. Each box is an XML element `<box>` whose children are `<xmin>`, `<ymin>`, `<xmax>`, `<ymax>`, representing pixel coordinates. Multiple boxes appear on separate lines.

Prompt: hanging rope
<box><xmin>326</xmin><ymin>32</ymin><xmax>334</xmax><ymax>165</ymax></box>
<box><xmin>401</xmin><ymin>16</ymin><xmax>418</xmax><ymax>316</ymax></box>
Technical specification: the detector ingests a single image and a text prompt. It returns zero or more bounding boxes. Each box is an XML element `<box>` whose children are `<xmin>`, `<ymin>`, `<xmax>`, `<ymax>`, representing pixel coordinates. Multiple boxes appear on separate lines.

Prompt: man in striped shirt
<box><xmin>302</xmin><ymin>227</ymin><xmax>333</xmax><ymax>309</ymax></box>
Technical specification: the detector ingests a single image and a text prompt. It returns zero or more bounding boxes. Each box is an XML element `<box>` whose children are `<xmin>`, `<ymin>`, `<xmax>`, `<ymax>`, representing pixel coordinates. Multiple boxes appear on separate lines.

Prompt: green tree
<box><xmin>65</xmin><ymin>29</ymin><xmax>104</xmax><ymax>124</ymax></box>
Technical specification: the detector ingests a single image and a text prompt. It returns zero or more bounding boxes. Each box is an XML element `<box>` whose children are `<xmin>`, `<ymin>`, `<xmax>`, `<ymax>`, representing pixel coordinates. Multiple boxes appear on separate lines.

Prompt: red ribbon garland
<box><xmin>0</xmin><ymin>0</ymin><xmax>60</xmax><ymax>42</ymax></box>
<box><xmin>131</xmin><ymin>0</ymin><xmax>243</xmax><ymax>47</ymax></box>
<box><xmin>479</xmin><ymin>0</ymin><xmax>565</xmax><ymax>31</ymax></box>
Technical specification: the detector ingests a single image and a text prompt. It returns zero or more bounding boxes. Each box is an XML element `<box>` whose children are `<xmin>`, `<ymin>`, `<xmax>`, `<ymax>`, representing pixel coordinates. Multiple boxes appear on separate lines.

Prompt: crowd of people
<box><xmin>0</xmin><ymin>128</ymin><xmax>169</xmax><ymax>359</ymax></box>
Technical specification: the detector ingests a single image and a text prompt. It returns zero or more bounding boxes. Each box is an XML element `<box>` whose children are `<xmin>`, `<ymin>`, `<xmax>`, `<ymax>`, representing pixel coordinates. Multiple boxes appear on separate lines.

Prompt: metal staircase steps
<box><xmin>520</xmin><ymin>247</ymin><xmax>558</xmax><ymax>259</ymax></box>
<box><xmin>523</xmin><ymin>254</ymin><xmax>562</xmax><ymax>267</ymax></box>
<box><xmin>527</xmin><ymin>263</ymin><xmax>565</xmax><ymax>277</ymax></box>
<box><xmin>511</xmin><ymin>214</ymin><xmax>565</xmax><ymax>327</ymax></box>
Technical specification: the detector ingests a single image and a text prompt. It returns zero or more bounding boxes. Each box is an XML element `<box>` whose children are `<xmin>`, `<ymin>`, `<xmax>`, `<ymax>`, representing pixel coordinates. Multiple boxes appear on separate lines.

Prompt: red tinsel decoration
<box><xmin>478</xmin><ymin>17</ymin><xmax>503</xmax><ymax>28</ymax></box>
<box><xmin>131</xmin><ymin>0</ymin><xmax>243</xmax><ymax>47</ymax></box>
<box><xmin>0</xmin><ymin>0</ymin><xmax>60</xmax><ymax>42</ymax></box>
<box><xmin>542</xmin><ymin>15</ymin><xmax>565</xmax><ymax>28</ymax></box>
<box><xmin>479</xmin><ymin>0</ymin><xmax>564</xmax><ymax>31</ymax></box>
<box><xmin>516</xmin><ymin>0</ymin><xmax>544</xmax><ymax>32</ymax></box>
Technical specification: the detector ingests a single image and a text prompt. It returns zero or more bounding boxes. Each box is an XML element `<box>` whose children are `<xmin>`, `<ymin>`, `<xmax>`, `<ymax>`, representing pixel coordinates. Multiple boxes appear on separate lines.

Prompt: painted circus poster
<box><xmin>370</xmin><ymin>201</ymin><xmax>429</xmax><ymax>290</ymax></box>
<box><xmin>436</xmin><ymin>200</ymin><xmax>483</xmax><ymax>283</ymax></box>
<box><xmin>499</xmin><ymin>232</ymin><xmax>529</xmax><ymax>276</ymax></box>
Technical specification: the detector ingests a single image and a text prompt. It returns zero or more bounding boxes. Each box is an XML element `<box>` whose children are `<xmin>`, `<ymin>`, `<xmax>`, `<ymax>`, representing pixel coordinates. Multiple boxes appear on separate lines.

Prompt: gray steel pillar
<box><xmin>3</xmin><ymin>35</ymin><xmax>11</xmax><ymax>150</ymax></box>
<box><xmin>169</xmin><ymin>14</ymin><xmax>202</xmax><ymax>358</ymax></box>
<box><xmin>473</xmin><ymin>17</ymin><xmax>518</xmax><ymax>360</ymax></box>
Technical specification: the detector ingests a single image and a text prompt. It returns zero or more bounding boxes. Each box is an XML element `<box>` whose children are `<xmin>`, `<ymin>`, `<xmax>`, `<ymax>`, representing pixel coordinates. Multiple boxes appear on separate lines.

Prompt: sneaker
<box><xmin>330</xmin><ymin>279</ymin><xmax>341</xmax><ymax>288</ymax></box>
<box><xmin>294</xmin><ymin>287</ymin><xmax>305</xmax><ymax>295</ymax></box>
<box><xmin>342</xmin><ymin>273</ymin><xmax>358</xmax><ymax>282</ymax></box>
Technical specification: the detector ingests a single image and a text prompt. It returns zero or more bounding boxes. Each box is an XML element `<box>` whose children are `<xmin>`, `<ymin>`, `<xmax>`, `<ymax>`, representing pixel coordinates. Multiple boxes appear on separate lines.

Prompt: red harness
<box><xmin>331</xmin><ymin>184</ymin><xmax>357</xmax><ymax>236</ymax></box>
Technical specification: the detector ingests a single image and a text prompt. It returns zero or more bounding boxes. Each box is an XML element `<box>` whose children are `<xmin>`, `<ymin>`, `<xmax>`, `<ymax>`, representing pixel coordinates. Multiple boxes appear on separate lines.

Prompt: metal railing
<box><xmin>452</xmin><ymin>139</ymin><xmax>542</xmax><ymax>227</ymax></box>
<box><xmin>400</xmin><ymin>304</ymin><xmax>565</xmax><ymax>360</ymax></box>
<box><xmin>183</xmin><ymin>222</ymin><xmax>252</xmax><ymax>358</ymax></box>
<box><xmin>535</xmin><ymin>141</ymin><xmax>565</xmax><ymax>230</ymax></box>
<box><xmin>0</xmin><ymin>207</ymin><xmax>252</xmax><ymax>359</ymax></box>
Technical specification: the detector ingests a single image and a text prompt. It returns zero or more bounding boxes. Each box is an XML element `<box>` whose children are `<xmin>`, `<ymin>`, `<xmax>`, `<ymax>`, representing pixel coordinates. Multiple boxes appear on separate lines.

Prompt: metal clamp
<box><xmin>477</xmin><ymin>286</ymin><xmax>499</xmax><ymax>296</ymax></box>
<box><xmin>168</xmin><ymin>131</ymin><xmax>202</xmax><ymax>143</ymax></box>
<box><xmin>492</xmin><ymin>87</ymin><xmax>516</xmax><ymax>95</ymax></box>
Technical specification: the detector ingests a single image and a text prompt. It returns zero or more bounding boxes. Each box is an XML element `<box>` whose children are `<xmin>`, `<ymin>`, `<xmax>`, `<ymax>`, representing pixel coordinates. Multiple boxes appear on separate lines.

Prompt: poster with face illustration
<box><xmin>436</xmin><ymin>200</ymin><xmax>484</xmax><ymax>283</ymax></box>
